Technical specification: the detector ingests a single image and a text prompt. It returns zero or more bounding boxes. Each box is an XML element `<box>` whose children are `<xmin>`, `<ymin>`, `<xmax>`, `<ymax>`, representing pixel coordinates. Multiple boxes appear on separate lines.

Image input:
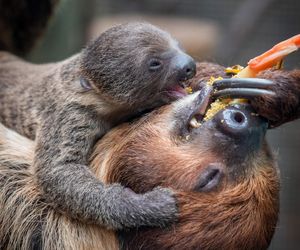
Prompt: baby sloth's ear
<box><xmin>252</xmin><ymin>69</ymin><xmax>300</xmax><ymax>128</ymax></box>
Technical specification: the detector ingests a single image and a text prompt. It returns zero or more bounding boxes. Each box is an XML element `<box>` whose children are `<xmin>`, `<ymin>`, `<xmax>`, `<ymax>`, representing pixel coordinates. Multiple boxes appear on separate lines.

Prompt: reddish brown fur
<box><xmin>1</xmin><ymin>61</ymin><xmax>292</xmax><ymax>249</ymax></box>
<box><xmin>115</xmin><ymin>167</ymin><xmax>279</xmax><ymax>250</ymax></box>
<box><xmin>0</xmin><ymin>91</ymin><xmax>280</xmax><ymax>249</ymax></box>
<box><xmin>91</xmin><ymin>102</ymin><xmax>279</xmax><ymax>250</ymax></box>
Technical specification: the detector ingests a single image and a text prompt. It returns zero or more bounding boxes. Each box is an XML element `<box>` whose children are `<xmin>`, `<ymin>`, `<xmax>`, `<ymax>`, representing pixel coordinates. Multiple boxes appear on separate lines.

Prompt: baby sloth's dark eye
<box><xmin>80</xmin><ymin>77</ymin><xmax>92</xmax><ymax>91</ymax></box>
<box><xmin>148</xmin><ymin>58</ymin><xmax>163</xmax><ymax>71</ymax></box>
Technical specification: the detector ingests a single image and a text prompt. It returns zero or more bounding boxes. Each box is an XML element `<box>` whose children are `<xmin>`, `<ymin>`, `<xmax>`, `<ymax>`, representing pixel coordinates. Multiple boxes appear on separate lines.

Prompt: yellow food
<box><xmin>185</xmin><ymin>86</ymin><xmax>193</xmax><ymax>94</ymax></box>
<box><xmin>225</xmin><ymin>65</ymin><xmax>244</xmax><ymax>74</ymax></box>
<box><xmin>207</xmin><ymin>76</ymin><xmax>223</xmax><ymax>86</ymax></box>
<box><xmin>204</xmin><ymin>76</ymin><xmax>229</xmax><ymax>121</ymax></box>
<box><xmin>204</xmin><ymin>99</ymin><xmax>230</xmax><ymax>121</ymax></box>
<box><xmin>204</xmin><ymin>67</ymin><xmax>248</xmax><ymax>121</ymax></box>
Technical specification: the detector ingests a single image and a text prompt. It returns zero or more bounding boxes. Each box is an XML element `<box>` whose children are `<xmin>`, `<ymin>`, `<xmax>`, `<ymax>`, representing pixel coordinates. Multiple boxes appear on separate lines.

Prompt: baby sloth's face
<box><xmin>93</xmin><ymin>91</ymin><xmax>279</xmax><ymax>249</ymax></box>
<box><xmin>81</xmin><ymin>22</ymin><xmax>196</xmax><ymax>109</ymax></box>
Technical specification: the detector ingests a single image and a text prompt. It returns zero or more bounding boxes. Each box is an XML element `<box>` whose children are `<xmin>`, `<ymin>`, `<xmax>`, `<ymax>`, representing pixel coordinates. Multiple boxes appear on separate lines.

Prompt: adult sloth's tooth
<box><xmin>189</xmin><ymin>117</ymin><xmax>201</xmax><ymax>128</ymax></box>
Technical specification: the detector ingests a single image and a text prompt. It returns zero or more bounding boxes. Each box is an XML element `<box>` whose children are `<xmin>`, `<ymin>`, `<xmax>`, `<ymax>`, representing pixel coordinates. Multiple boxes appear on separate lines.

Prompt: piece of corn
<box><xmin>225</xmin><ymin>65</ymin><xmax>244</xmax><ymax>75</ymax></box>
<box><xmin>207</xmin><ymin>76</ymin><xmax>224</xmax><ymax>86</ymax></box>
<box><xmin>204</xmin><ymin>67</ymin><xmax>248</xmax><ymax>121</ymax></box>
<box><xmin>204</xmin><ymin>98</ymin><xmax>230</xmax><ymax>121</ymax></box>
<box><xmin>185</xmin><ymin>86</ymin><xmax>193</xmax><ymax>94</ymax></box>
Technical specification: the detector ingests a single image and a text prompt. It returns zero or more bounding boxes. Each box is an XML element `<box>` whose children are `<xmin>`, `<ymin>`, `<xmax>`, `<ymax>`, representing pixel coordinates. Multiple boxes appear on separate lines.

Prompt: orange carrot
<box><xmin>236</xmin><ymin>34</ymin><xmax>300</xmax><ymax>78</ymax></box>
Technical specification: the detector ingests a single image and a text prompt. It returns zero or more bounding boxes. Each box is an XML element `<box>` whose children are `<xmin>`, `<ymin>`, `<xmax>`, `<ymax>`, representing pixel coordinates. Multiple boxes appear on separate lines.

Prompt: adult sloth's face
<box><xmin>91</xmin><ymin>91</ymin><xmax>279</xmax><ymax>250</ymax></box>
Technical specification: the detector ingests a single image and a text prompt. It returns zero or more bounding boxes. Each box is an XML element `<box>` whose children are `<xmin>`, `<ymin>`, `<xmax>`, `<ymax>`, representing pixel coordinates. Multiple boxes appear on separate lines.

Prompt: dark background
<box><xmin>28</xmin><ymin>0</ymin><xmax>300</xmax><ymax>248</ymax></box>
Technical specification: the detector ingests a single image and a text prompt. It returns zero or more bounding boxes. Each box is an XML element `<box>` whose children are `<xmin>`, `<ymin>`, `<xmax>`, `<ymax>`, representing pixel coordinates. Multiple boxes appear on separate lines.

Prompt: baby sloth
<box><xmin>0</xmin><ymin>22</ymin><xmax>197</xmax><ymax>229</ymax></box>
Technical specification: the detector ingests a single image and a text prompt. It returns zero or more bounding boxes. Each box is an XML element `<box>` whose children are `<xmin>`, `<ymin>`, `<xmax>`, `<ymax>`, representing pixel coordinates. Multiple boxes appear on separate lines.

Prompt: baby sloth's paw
<box><xmin>252</xmin><ymin>69</ymin><xmax>300</xmax><ymax>128</ymax></box>
<box><xmin>102</xmin><ymin>184</ymin><xmax>177</xmax><ymax>230</ymax></box>
<box><xmin>130</xmin><ymin>186</ymin><xmax>178</xmax><ymax>228</ymax></box>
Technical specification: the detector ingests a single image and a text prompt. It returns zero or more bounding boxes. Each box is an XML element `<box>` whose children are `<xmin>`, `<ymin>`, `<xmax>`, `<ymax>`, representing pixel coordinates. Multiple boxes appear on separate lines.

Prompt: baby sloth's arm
<box><xmin>34</xmin><ymin>103</ymin><xmax>177</xmax><ymax>229</ymax></box>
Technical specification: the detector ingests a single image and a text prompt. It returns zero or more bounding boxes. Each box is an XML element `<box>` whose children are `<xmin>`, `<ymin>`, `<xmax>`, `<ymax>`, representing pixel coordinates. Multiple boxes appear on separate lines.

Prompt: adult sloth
<box><xmin>0</xmin><ymin>72</ymin><xmax>280</xmax><ymax>249</ymax></box>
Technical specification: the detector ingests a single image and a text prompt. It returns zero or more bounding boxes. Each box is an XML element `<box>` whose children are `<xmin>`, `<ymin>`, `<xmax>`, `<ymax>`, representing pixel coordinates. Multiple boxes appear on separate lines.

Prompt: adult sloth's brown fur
<box><xmin>0</xmin><ymin>82</ymin><xmax>280</xmax><ymax>249</ymax></box>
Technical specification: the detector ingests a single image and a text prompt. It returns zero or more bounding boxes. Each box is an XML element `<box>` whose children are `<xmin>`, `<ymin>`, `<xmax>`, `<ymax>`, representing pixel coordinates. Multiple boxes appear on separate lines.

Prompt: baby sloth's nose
<box><xmin>175</xmin><ymin>54</ymin><xmax>196</xmax><ymax>81</ymax></box>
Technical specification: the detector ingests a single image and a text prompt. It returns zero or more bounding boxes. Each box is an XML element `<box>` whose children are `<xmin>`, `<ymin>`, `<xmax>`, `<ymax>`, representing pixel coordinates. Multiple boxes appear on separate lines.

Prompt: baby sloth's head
<box><xmin>92</xmin><ymin>91</ymin><xmax>280</xmax><ymax>249</ymax></box>
<box><xmin>80</xmin><ymin>22</ymin><xmax>196</xmax><ymax>109</ymax></box>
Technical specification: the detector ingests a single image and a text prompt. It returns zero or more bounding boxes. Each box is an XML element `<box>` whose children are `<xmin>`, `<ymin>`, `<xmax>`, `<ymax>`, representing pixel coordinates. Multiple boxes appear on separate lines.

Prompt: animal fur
<box><xmin>1</xmin><ymin>59</ymin><xmax>298</xmax><ymax>249</ymax></box>
<box><xmin>0</xmin><ymin>88</ymin><xmax>280</xmax><ymax>249</ymax></box>
<box><xmin>0</xmin><ymin>123</ymin><xmax>118</xmax><ymax>250</ymax></box>
<box><xmin>0</xmin><ymin>0</ymin><xmax>297</xmax><ymax>248</ymax></box>
<box><xmin>0</xmin><ymin>20</ymin><xmax>200</xmax><ymax>229</ymax></box>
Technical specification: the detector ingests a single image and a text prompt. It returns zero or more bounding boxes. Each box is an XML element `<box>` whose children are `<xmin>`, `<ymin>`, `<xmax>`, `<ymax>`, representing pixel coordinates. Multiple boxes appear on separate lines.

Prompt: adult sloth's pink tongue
<box><xmin>166</xmin><ymin>84</ymin><xmax>188</xmax><ymax>99</ymax></box>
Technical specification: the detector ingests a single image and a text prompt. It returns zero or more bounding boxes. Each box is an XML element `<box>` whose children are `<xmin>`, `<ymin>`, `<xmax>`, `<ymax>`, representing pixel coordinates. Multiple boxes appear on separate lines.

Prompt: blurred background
<box><xmin>28</xmin><ymin>0</ymin><xmax>300</xmax><ymax>248</ymax></box>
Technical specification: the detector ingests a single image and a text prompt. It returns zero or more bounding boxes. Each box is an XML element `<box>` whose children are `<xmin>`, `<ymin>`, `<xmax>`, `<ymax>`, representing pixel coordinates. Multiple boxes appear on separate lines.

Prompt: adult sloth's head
<box><xmin>0</xmin><ymin>87</ymin><xmax>279</xmax><ymax>250</ymax></box>
<box><xmin>91</xmin><ymin>89</ymin><xmax>279</xmax><ymax>250</ymax></box>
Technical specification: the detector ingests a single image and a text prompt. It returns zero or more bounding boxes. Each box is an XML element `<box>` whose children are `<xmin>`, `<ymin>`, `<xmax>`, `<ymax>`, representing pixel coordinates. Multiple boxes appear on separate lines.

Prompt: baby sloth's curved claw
<box><xmin>212</xmin><ymin>78</ymin><xmax>275</xmax><ymax>100</ymax></box>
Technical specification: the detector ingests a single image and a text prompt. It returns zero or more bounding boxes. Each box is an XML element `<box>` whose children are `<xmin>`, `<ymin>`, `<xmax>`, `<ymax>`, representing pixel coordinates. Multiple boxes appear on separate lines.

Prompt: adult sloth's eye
<box><xmin>148</xmin><ymin>58</ymin><xmax>163</xmax><ymax>71</ymax></box>
<box><xmin>195</xmin><ymin>164</ymin><xmax>224</xmax><ymax>192</ymax></box>
<box><xmin>80</xmin><ymin>77</ymin><xmax>92</xmax><ymax>90</ymax></box>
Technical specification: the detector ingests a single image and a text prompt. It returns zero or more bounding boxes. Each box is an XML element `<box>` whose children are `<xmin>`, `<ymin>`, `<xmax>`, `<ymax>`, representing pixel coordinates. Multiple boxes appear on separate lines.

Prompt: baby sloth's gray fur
<box><xmin>0</xmin><ymin>22</ymin><xmax>194</xmax><ymax>229</ymax></box>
